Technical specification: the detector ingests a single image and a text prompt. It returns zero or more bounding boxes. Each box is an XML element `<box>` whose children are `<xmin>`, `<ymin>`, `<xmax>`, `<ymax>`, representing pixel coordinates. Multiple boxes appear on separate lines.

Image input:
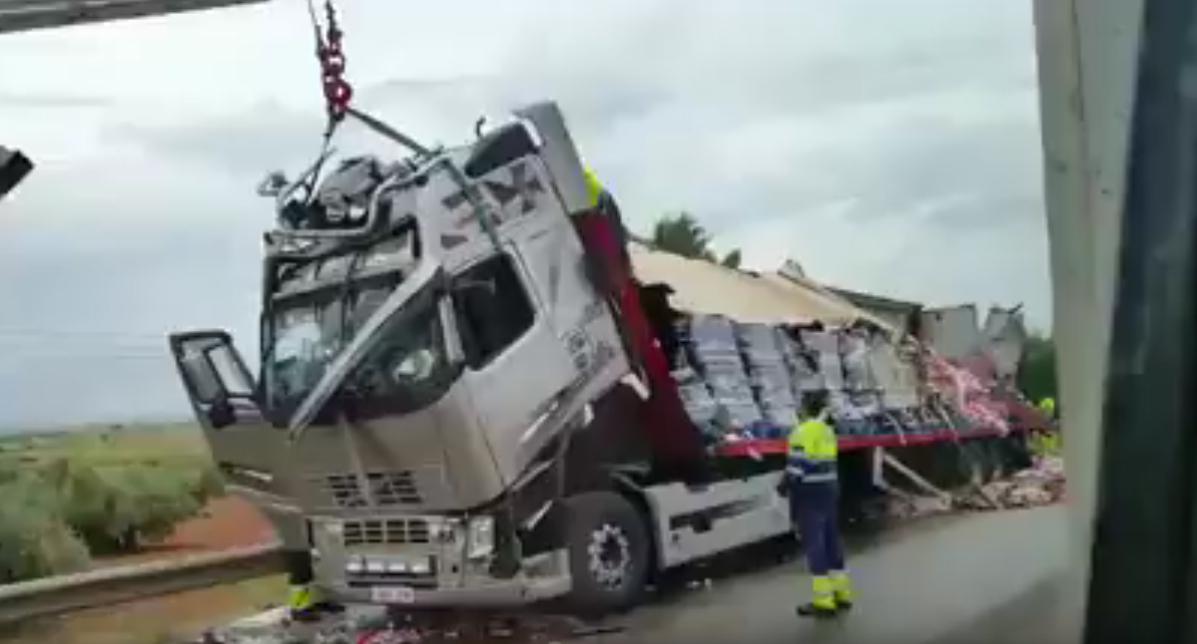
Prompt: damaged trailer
<box><xmin>627</xmin><ymin>241</ymin><xmax>1045</xmax><ymax>509</ymax></box>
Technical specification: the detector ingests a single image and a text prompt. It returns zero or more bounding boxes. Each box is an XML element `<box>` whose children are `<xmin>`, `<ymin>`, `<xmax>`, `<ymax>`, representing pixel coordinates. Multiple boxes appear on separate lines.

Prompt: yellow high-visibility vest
<box><xmin>786</xmin><ymin>417</ymin><xmax>838</xmax><ymax>484</ymax></box>
<box><xmin>583</xmin><ymin>167</ymin><xmax>603</xmax><ymax>209</ymax></box>
<box><xmin>1039</xmin><ymin>397</ymin><xmax>1056</xmax><ymax>417</ymax></box>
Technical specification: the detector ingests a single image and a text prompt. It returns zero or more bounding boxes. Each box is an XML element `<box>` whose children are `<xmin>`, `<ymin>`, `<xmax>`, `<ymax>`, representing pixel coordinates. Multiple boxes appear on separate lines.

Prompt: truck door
<box><xmin>168</xmin><ymin>330</ymin><xmax>290</xmax><ymax>499</ymax></box>
<box><xmin>449</xmin><ymin>247</ymin><xmax>585</xmax><ymax>481</ymax></box>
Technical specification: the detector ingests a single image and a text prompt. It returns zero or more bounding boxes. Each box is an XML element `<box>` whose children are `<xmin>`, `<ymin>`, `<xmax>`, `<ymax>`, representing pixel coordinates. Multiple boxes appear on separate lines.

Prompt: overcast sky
<box><xmin>0</xmin><ymin>0</ymin><xmax>1048</xmax><ymax>430</ymax></box>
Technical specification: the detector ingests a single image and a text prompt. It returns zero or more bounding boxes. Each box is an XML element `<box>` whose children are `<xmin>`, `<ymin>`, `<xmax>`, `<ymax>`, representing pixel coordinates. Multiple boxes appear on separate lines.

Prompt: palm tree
<box><xmin>651</xmin><ymin>211</ymin><xmax>743</xmax><ymax>268</ymax></box>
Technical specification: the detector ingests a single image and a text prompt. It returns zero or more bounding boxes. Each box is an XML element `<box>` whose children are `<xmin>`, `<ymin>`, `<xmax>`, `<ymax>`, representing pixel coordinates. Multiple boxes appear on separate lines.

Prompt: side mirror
<box><xmin>206</xmin><ymin>395</ymin><xmax>236</xmax><ymax>429</ymax></box>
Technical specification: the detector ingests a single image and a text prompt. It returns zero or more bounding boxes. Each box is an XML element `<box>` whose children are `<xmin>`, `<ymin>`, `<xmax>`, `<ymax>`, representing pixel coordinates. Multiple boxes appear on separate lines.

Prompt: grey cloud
<box><xmin>0</xmin><ymin>90</ymin><xmax>114</xmax><ymax>109</ymax></box>
<box><xmin>0</xmin><ymin>160</ymin><xmax>263</xmax><ymax>429</ymax></box>
<box><xmin>106</xmin><ymin>102</ymin><xmax>325</xmax><ymax>176</ymax></box>
<box><xmin>114</xmin><ymin>72</ymin><xmax>675</xmax><ymax>179</ymax></box>
<box><xmin>0</xmin><ymin>0</ymin><xmax>1052</xmax><ymax>429</ymax></box>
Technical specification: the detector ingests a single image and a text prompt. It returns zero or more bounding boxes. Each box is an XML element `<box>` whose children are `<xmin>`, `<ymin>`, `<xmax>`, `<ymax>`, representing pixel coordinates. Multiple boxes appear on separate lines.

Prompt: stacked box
<box><xmin>737</xmin><ymin>323</ymin><xmax>799</xmax><ymax>428</ymax></box>
<box><xmin>665</xmin><ymin>318</ymin><xmax>952</xmax><ymax>442</ymax></box>
<box><xmin>840</xmin><ymin>331</ymin><xmax>876</xmax><ymax>391</ymax></box>
<box><xmin>829</xmin><ymin>391</ymin><xmax>868</xmax><ymax>435</ymax></box>
<box><xmin>800</xmin><ymin>330</ymin><xmax>844</xmax><ymax>391</ymax></box>
<box><xmin>782</xmin><ymin>330</ymin><xmax>824</xmax><ymax>393</ymax></box>
<box><xmin>671</xmin><ymin>353</ymin><xmax>719</xmax><ymax>436</ymax></box>
<box><xmin>688</xmin><ymin>315</ymin><xmax>762</xmax><ymax>428</ymax></box>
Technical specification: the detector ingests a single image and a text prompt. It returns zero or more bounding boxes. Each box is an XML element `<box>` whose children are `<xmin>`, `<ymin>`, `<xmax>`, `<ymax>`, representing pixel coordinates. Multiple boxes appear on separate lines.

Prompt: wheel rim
<box><xmin>587</xmin><ymin>522</ymin><xmax>632</xmax><ymax>590</ymax></box>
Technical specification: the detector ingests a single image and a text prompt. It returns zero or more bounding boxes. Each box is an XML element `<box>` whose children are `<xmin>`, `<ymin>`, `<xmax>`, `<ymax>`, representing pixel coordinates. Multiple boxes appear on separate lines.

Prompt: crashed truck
<box><xmin>168</xmin><ymin>101</ymin><xmax>1040</xmax><ymax>616</ymax></box>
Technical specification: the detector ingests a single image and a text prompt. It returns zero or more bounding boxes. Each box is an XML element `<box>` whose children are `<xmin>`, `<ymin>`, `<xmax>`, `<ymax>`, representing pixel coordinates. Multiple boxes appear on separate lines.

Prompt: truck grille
<box><xmin>367</xmin><ymin>471</ymin><xmax>421</xmax><ymax>505</ymax></box>
<box><xmin>323</xmin><ymin>471</ymin><xmax>422</xmax><ymax>509</ymax></box>
<box><xmin>342</xmin><ymin>518</ymin><xmax>431</xmax><ymax>546</ymax></box>
<box><xmin>326</xmin><ymin>474</ymin><xmax>368</xmax><ymax>508</ymax></box>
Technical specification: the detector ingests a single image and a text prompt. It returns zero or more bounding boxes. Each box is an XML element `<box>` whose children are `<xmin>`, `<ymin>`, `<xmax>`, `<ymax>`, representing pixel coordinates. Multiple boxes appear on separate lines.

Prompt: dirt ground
<box><xmin>91</xmin><ymin>496</ymin><xmax>278</xmax><ymax>570</ymax></box>
<box><xmin>1</xmin><ymin>496</ymin><xmax>285</xmax><ymax>644</ymax></box>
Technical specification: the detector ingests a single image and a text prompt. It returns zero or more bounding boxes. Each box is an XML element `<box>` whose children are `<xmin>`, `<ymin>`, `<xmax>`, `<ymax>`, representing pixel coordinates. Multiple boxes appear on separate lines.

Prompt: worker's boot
<box><xmin>288</xmin><ymin>584</ymin><xmax>345</xmax><ymax>623</ymax></box>
<box><xmin>831</xmin><ymin>570</ymin><xmax>854</xmax><ymax>612</ymax></box>
<box><xmin>797</xmin><ymin>577</ymin><xmax>839</xmax><ymax>619</ymax></box>
<box><xmin>796</xmin><ymin>602</ymin><xmax>839</xmax><ymax>619</ymax></box>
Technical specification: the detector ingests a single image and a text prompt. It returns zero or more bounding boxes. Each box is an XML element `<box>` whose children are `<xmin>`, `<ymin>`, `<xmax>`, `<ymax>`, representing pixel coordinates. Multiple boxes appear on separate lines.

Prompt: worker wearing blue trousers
<box><xmin>783</xmin><ymin>391</ymin><xmax>855</xmax><ymax>618</ymax></box>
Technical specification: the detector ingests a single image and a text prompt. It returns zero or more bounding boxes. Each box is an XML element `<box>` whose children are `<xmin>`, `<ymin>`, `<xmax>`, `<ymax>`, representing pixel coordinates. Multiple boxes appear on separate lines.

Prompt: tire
<box><xmin>562</xmin><ymin>491</ymin><xmax>651</xmax><ymax>616</ymax></box>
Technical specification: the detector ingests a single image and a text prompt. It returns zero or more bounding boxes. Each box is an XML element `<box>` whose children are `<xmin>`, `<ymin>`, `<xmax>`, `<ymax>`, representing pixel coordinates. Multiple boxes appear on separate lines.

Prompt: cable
<box><xmin>0</xmin><ymin>327</ymin><xmax>171</xmax><ymax>341</ymax></box>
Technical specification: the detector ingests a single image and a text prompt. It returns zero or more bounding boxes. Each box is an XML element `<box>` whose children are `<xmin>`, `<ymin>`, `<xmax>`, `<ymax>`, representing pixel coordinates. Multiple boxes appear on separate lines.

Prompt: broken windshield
<box><xmin>262</xmin><ymin>228</ymin><xmax>419</xmax><ymax>421</ymax></box>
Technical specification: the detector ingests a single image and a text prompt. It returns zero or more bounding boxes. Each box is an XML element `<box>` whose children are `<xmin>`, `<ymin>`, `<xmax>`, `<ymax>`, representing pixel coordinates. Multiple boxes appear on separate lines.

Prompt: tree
<box><xmin>651</xmin><ymin>212</ymin><xmax>743</xmax><ymax>268</ymax></box>
<box><xmin>1017</xmin><ymin>333</ymin><xmax>1057</xmax><ymax>403</ymax></box>
<box><xmin>720</xmin><ymin>249</ymin><xmax>743</xmax><ymax>269</ymax></box>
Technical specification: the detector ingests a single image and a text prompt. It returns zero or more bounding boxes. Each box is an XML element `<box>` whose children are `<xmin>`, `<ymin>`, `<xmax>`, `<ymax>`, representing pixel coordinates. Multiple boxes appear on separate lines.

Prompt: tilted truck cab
<box><xmin>169</xmin><ymin>101</ymin><xmax>797</xmax><ymax>614</ymax></box>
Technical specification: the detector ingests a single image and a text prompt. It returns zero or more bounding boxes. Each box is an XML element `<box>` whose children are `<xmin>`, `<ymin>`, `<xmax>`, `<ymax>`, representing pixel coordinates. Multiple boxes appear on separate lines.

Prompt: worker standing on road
<box><xmin>1038</xmin><ymin>396</ymin><xmax>1058</xmax><ymax>423</ymax></box>
<box><xmin>285</xmin><ymin>550</ymin><xmax>343</xmax><ymax>623</ymax></box>
<box><xmin>785</xmin><ymin>391</ymin><xmax>854</xmax><ymax>619</ymax></box>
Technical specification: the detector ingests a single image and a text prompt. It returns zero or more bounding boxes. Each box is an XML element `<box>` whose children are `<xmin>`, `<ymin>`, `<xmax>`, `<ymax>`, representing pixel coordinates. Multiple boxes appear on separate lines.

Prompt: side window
<box><xmin>181</xmin><ymin>352</ymin><xmax>222</xmax><ymax>403</ymax></box>
<box><xmin>452</xmin><ymin>253</ymin><xmax>536</xmax><ymax>369</ymax></box>
<box><xmin>209</xmin><ymin>345</ymin><xmax>254</xmax><ymax>397</ymax></box>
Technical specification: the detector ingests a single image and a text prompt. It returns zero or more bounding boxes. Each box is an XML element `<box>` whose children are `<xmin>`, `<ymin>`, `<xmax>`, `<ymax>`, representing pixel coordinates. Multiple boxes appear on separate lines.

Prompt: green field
<box><xmin>0</xmin><ymin>423</ymin><xmax>210</xmax><ymax>468</ymax></box>
<box><xmin>0</xmin><ymin>424</ymin><xmax>225</xmax><ymax>584</ymax></box>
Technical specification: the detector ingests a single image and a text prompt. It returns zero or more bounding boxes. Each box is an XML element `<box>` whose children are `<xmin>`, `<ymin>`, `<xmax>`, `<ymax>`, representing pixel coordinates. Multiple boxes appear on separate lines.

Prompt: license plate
<box><xmin>370</xmin><ymin>585</ymin><xmax>416</xmax><ymax>604</ymax></box>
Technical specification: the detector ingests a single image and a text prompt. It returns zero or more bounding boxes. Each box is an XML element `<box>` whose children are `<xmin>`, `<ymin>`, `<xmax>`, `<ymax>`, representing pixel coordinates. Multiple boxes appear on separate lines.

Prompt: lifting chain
<box><xmin>309</xmin><ymin>0</ymin><xmax>354</xmax><ymax>135</ymax></box>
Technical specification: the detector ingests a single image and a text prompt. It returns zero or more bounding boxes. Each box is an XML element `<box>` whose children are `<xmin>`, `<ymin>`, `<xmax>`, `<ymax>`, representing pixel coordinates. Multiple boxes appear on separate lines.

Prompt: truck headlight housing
<box><xmin>467</xmin><ymin>516</ymin><xmax>495</xmax><ymax>560</ymax></box>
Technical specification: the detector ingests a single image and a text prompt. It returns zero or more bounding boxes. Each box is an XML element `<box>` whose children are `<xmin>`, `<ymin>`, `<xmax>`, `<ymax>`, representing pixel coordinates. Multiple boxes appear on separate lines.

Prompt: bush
<box><xmin>36</xmin><ymin>459</ymin><xmax>207</xmax><ymax>555</ymax></box>
<box><xmin>0</xmin><ymin>462</ymin><xmax>18</xmax><ymax>485</ymax></box>
<box><xmin>39</xmin><ymin>458</ymin><xmax>124</xmax><ymax>554</ymax></box>
<box><xmin>193</xmin><ymin>465</ymin><xmax>228</xmax><ymax>504</ymax></box>
<box><xmin>0</xmin><ymin>476</ymin><xmax>91</xmax><ymax>583</ymax></box>
<box><xmin>101</xmin><ymin>465</ymin><xmax>205</xmax><ymax>551</ymax></box>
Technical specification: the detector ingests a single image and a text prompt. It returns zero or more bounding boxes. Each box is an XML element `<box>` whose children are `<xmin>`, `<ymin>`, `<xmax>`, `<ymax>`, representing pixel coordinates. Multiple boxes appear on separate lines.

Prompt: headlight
<box><xmin>347</xmin><ymin>555</ymin><xmax>433</xmax><ymax>576</ymax></box>
<box><xmin>429</xmin><ymin>519</ymin><xmax>458</xmax><ymax>544</ymax></box>
<box><xmin>409</xmin><ymin>559</ymin><xmax>431</xmax><ymax>575</ymax></box>
<box><xmin>467</xmin><ymin>516</ymin><xmax>495</xmax><ymax>560</ymax></box>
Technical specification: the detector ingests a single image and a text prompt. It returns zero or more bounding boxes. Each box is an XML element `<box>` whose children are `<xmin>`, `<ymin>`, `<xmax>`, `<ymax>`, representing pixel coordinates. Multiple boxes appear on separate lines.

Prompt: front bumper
<box><xmin>323</xmin><ymin>571</ymin><xmax>572</xmax><ymax>608</ymax></box>
<box><xmin>309</xmin><ymin>515</ymin><xmax>573</xmax><ymax>609</ymax></box>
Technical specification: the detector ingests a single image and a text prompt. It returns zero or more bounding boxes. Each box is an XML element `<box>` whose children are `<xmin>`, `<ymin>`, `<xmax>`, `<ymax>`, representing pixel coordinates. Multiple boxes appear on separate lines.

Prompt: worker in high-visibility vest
<box><xmin>784</xmin><ymin>391</ymin><xmax>854</xmax><ymax>618</ymax></box>
<box><xmin>579</xmin><ymin>166</ymin><xmax>631</xmax><ymax>266</ymax></box>
<box><xmin>284</xmin><ymin>550</ymin><xmax>343</xmax><ymax>622</ymax></box>
<box><xmin>1038</xmin><ymin>396</ymin><xmax>1057</xmax><ymax>423</ymax></box>
<box><xmin>583</xmin><ymin>167</ymin><xmax>604</xmax><ymax>209</ymax></box>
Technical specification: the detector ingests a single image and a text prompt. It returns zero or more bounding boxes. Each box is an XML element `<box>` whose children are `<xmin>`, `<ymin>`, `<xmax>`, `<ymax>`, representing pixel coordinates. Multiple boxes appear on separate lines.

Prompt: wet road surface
<box><xmin>211</xmin><ymin>506</ymin><xmax>1070</xmax><ymax>644</ymax></box>
<box><xmin>599</xmin><ymin>506</ymin><xmax>1069</xmax><ymax>644</ymax></box>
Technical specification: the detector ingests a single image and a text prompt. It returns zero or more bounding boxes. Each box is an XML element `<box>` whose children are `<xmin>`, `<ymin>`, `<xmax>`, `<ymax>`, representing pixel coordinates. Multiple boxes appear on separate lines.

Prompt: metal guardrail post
<box><xmin>0</xmin><ymin>542</ymin><xmax>284</xmax><ymax>625</ymax></box>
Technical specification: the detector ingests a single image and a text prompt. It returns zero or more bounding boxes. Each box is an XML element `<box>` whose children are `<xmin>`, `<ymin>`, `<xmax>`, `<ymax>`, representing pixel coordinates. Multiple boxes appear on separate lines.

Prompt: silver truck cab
<box><xmin>170</xmin><ymin>102</ymin><xmax>637</xmax><ymax>610</ymax></box>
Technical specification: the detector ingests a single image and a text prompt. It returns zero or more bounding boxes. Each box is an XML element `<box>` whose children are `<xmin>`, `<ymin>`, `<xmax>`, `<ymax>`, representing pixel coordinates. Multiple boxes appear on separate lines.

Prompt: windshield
<box><xmin>334</xmin><ymin>278</ymin><xmax>459</xmax><ymax>422</ymax></box>
<box><xmin>262</xmin><ymin>226</ymin><xmax>423</xmax><ymax>421</ymax></box>
<box><xmin>265</xmin><ymin>285</ymin><xmax>391</xmax><ymax>419</ymax></box>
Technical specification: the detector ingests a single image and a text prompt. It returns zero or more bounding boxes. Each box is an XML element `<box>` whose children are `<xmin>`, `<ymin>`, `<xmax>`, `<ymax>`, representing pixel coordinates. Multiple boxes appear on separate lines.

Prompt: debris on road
<box><xmin>194</xmin><ymin>607</ymin><xmax>628</xmax><ymax>644</ymax></box>
<box><xmin>955</xmin><ymin>456</ymin><xmax>1066</xmax><ymax>511</ymax></box>
<box><xmin>883</xmin><ymin>493</ymin><xmax>955</xmax><ymax>521</ymax></box>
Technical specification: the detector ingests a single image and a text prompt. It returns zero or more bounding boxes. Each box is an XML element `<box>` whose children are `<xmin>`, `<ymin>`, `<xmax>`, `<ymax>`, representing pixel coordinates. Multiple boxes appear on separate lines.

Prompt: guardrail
<box><xmin>0</xmin><ymin>542</ymin><xmax>284</xmax><ymax>626</ymax></box>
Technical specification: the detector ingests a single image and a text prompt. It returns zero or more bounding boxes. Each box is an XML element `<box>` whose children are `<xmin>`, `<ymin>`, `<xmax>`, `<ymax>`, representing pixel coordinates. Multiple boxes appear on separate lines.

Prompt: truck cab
<box><xmin>170</xmin><ymin>102</ymin><xmax>779</xmax><ymax>614</ymax></box>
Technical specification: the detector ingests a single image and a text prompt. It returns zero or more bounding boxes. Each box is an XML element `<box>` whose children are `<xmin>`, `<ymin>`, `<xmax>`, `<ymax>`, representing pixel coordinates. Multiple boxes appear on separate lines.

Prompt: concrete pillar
<box><xmin>1031</xmin><ymin>0</ymin><xmax>1142</xmax><ymax>639</ymax></box>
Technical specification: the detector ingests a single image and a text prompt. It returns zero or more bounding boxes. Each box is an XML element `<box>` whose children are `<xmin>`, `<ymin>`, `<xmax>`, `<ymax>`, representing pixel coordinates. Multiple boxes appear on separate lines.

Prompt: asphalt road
<box><xmin>598</xmin><ymin>506</ymin><xmax>1070</xmax><ymax>644</ymax></box>
<box><xmin>213</xmin><ymin>506</ymin><xmax>1071</xmax><ymax>644</ymax></box>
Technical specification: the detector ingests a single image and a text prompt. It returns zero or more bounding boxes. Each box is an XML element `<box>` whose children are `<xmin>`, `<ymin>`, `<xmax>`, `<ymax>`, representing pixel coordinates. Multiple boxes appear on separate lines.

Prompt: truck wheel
<box><xmin>563</xmin><ymin>491</ymin><xmax>650</xmax><ymax>615</ymax></box>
